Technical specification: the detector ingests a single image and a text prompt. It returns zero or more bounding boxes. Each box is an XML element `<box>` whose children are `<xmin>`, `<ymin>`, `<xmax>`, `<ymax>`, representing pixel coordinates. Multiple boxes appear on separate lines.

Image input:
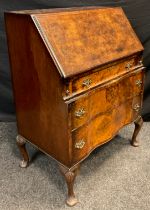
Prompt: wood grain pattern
<box><xmin>5</xmin><ymin>7</ymin><xmax>145</xmax><ymax>169</ymax></box>
<box><xmin>71</xmin><ymin>94</ymin><xmax>142</xmax><ymax>165</ymax></box>
<box><xmin>5</xmin><ymin>9</ymin><xmax>143</xmax><ymax>167</ymax></box>
<box><xmin>32</xmin><ymin>7</ymin><xmax>143</xmax><ymax>78</ymax></box>
<box><xmin>5</xmin><ymin>13</ymin><xmax>71</xmax><ymax>167</ymax></box>
<box><xmin>5</xmin><ymin>6</ymin><xmax>145</xmax><ymax>206</ymax></box>
<box><xmin>69</xmin><ymin>56</ymin><xmax>142</xmax><ymax>97</ymax></box>
<box><xmin>70</xmin><ymin>69</ymin><xmax>144</xmax><ymax>130</ymax></box>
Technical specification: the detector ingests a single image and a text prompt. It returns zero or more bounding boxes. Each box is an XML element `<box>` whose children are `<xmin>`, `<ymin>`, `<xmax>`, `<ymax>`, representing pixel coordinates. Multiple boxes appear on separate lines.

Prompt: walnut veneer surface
<box><xmin>5</xmin><ymin>6</ymin><xmax>145</xmax><ymax>207</ymax></box>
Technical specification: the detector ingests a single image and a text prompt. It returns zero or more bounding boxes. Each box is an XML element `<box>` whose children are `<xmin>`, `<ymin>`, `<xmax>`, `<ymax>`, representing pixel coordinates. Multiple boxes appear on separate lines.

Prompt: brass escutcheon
<box><xmin>125</xmin><ymin>63</ymin><xmax>132</xmax><ymax>70</ymax></box>
<box><xmin>82</xmin><ymin>78</ymin><xmax>92</xmax><ymax>88</ymax></box>
<box><xmin>138</xmin><ymin>60</ymin><xmax>143</xmax><ymax>65</ymax></box>
<box><xmin>75</xmin><ymin>108</ymin><xmax>86</xmax><ymax>118</ymax></box>
<box><xmin>75</xmin><ymin>139</ymin><xmax>85</xmax><ymax>149</ymax></box>
<box><xmin>133</xmin><ymin>104</ymin><xmax>140</xmax><ymax>112</ymax></box>
<box><xmin>66</xmin><ymin>89</ymin><xmax>70</xmax><ymax>95</ymax></box>
<box><xmin>135</xmin><ymin>79</ymin><xmax>142</xmax><ymax>87</ymax></box>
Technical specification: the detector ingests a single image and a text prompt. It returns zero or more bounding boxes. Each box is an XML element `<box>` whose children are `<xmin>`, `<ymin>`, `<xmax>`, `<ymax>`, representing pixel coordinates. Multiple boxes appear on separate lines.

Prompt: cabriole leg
<box><xmin>16</xmin><ymin>135</ymin><xmax>29</xmax><ymax>168</ymax></box>
<box><xmin>59</xmin><ymin>164</ymin><xmax>80</xmax><ymax>206</ymax></box>
<box><xmin>131</xmin><ymin>116</ymin><xmax>143</xmax><ymax>147</ymax></box>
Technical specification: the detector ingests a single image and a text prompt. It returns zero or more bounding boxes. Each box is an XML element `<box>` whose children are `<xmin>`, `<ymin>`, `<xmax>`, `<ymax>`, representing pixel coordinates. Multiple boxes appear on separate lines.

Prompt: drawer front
<box><xmin>65</xmin><ymin>56</ymin><xmax>143</xmax><ymax>97</ymax></box>
<box><xmin>70</xmin><ymin>70</ymin><xmax>144</xmax><ymax>130</ymax></box>
<box><xmin>71</xmin><ymin>95</ymin><xmax>142</xmax><ymax>164</ymax></box>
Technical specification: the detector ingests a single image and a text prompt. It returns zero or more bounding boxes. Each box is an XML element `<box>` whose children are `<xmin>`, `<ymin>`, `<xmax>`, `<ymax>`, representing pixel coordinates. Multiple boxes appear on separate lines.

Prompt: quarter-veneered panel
<box><xmin>71</xmin><ymin>94</ymin><xmax>142</xmax><ymax>165</ymax></box>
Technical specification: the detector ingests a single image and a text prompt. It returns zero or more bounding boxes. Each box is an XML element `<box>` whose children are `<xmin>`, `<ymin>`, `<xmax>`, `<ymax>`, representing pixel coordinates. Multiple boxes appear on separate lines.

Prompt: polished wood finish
<box><xmin>71</xmin><ymin>96</ymin><xmax>143</xmax><ymax>164</ymax></box>
<box><xmin>70</xmin><ymin>69</ymin><xmax>144</xmax><ymax>130</ymax></box>
<box><xmin>65</xmin><ymin>55</ymin><xmax>142</xmax><ymax>98</ymax></box>
<box><xmin>5</xmin><ymin>7</ymin><xmax>145</xmax><ymax>206</ymax></box>
<box><xmin>32</xmin><ymin>8</ymin><xmax>143</xmax><ymax>78</ymax></box>
<box><xmin>16</xmin><ymin>135</ymin><xmax>29</xmax><ymax>168</ymax></box>
<box><xmin>131</xmin><ymin>116</ymin><xmax>143</xmax><ymax>147</ymax></box>
<box><xmin>59</xmin><ymin>164</ymin><xmax>80</xmax><ymax>206</ymax></box>
<box><xmin>5</xmin><ymin>12</ymin><xmax>71</xmax><ymax>167</ymax></box>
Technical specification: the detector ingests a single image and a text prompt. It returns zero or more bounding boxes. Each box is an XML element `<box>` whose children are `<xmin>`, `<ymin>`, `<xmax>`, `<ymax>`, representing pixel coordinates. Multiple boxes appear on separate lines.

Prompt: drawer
<box><xmin>64</xmin><ymin>56</ymin><xmax>143</xmax><ymax>97</ymax></box>
<box><xmin>70</xmin><ymin>69</ymin><xmax>144</xmax><ymax>130</ymax></box>
<box><xmin>71</xmin><ymin>94</ymin><xmax>143</xmax><ymax>165</ymax></box>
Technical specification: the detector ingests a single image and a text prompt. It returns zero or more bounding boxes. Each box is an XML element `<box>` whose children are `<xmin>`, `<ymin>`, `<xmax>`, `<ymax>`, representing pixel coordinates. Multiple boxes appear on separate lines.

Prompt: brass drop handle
<box><xmin>82</xmin><ymin>78</ymin><xmax>92</xmax><ymax>88</ymax></box>
<box><xmin>75</xmin><ymin>139</ymin><xmax>85</xmax><ymax>149</ymax></box>
<box><xmin>135</xmin><ymin>79</ymin><xmax>142</xmax><ymax>87</ymax></box>
<box><xmin>133</xmin><ymin>104</ymin><xmax>140</xmax><ymax>112</ymax></box>
<box><xmin>75</xmin><ymin>108</ymin><xmax>86</xmax><ymax>118</ymax></box>
<box><xmin>125</xmin><ymin>63</ymin><xmax>132</xmax><ymax>70</ymax></box>
<box><xmin>138</xmin><ymin>60</ymin><xmax>143</xmax><ymax>65</ymax></box>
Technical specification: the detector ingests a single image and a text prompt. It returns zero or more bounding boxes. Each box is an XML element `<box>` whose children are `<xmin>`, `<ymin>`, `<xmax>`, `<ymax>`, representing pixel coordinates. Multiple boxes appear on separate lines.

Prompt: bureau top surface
<box><xmin>7</xmin><ymin>7</ymin><xmax>143</xmax><ymax>78</ymax></box>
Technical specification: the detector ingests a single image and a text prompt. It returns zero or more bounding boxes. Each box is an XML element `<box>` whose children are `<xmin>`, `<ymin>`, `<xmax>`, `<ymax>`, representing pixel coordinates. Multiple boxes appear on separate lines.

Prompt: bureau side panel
<box><xmin>5</xmin><ymin>13</ymin><xmax>71</xmax><ymax>167</ymax></box>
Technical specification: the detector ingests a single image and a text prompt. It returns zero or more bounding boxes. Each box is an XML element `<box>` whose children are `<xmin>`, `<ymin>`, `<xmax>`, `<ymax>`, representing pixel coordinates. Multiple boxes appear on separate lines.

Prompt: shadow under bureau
<box><xmin>5</xmin><ymin>6</ymin><xmax>145</xmax><ymax>206</ymax></box>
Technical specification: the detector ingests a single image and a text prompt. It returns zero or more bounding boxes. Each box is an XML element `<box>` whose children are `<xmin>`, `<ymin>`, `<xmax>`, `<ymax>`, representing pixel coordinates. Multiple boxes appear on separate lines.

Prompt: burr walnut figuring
<box><xmin>5</xmin><ymin>7</ymin><xmax>145</xmax><ymax>206</ymax></box>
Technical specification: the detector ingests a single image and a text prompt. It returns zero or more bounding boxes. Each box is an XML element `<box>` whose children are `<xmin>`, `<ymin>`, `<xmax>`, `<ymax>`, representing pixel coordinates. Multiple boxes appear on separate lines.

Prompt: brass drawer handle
<box><xmin>138</xmin><ymin>60</ymin><xmax>143</xmax><ymax>65</ymax></box>
<box><xmin>125</xmin><ymin>63</ymin><xmax>132</xmax><ymax>70</ymax></box>
<box><xmin>133</xmin><ymin>104</ymin><xmax>140</xmax><ymax>112</ymax></box>
<box><xmin>75</xmin><ymin>108</ymin><xmax>86</xmax><ymax>118</ymax></box>
<box><xmin>135</xmin><ymin>79</ymin><xmax>142</xmax><ymax>87</ymax></box>
<box><xmin>75</xmin><ymin>139</ymin><xmax>85</xmax><ymax>149</ymax></box>
<box><xmin>82</xmin><ymin>78</ymin><xmax>92</xmax><ymax>88</ymax></box>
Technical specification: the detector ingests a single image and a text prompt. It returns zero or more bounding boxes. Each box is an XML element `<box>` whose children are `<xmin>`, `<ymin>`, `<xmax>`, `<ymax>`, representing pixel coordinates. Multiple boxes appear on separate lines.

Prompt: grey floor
<box><xmin>0</xmin><ymin>122</ymin><xmax>150</xmax><ymax>210</ymax></box>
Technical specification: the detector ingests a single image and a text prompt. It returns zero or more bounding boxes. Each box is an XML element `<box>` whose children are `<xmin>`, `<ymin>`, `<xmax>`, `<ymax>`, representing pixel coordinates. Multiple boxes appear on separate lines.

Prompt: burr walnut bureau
<box><xmin>5</xmin><ymin>7</ymin><xmax>145</xmax><ymax>206</ymax></box>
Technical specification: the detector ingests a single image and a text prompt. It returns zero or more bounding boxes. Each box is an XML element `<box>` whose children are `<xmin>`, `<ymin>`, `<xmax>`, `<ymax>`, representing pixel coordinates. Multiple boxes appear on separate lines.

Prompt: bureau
<box><xmin>5</xmin><ymin>7</ymin><xmax>145</xmax><ymax>206</ymax></box>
